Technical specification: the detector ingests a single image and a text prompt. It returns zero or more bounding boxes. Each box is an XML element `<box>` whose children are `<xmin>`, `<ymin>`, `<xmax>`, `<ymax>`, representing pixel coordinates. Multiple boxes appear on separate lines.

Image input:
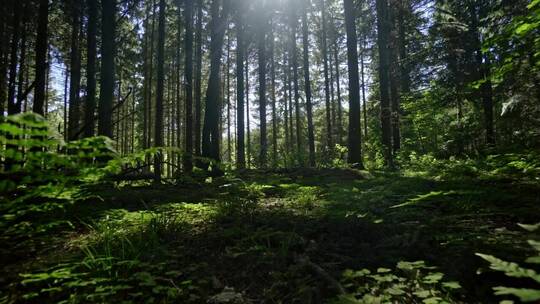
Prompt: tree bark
<box><xmin>202</xmin><ymin>0</ymin><xmax>229</xmax><ymax>169</ymax></box>
<box><xmin>154</xmin><ymin>0</ymin><xmax>166</xmax><ymax>182</ymax></box>
<box><xmin>6</xmin><ymin>0</ymin><xmax>21</xmax><ymax>116</ymax></box>
<box><xmin>194</xmin><ymin>0</ymin><xmax>203</xmax><ymax>157</ymax></box>
<box><xmin>321</xmin><ymin>0</ymin><xmax>333</xmax><ymax>151</ymax></box>
<box><xmin>333</xmin><ymin>42</ymin><xmax>343</xmax><ymax>145</ymax></box>
<box><xmin>270</xmin><ymin>28</ymin><xmax>278</xmax><ymax>168</ymax></box>
<box><xmin>375</xmin><ymin>0</ymin><xmax>393</xmax><ymax>167</ymax></box>
<box><xmin>68</xmin><ymin>4</ymin><xmax>81</xmax><ymax>139</ymax></box>
<box><xmin>290</xmin><ymin>4</ymin><xmax>302</xmax><ymax>164</ymax></box>
<box><xmin>98</xmin><ymin>0</ymin><xmax>116</xmax><ymax>138</ymax></box>
<box><xmin>33</xmin><ymin>0</ymin><xmax>49</xmax><ymax>116</ymax></box>
<box><xmin>302</xmin><ymin>2</ymin><xmax>316</xmax><ymax>167</ymax></box>
<box><xmin>343</xmin><ymin>0</ymin><xmax>363</xmax><ymax>168</ymax></box>
<box><xmin>184</xmin><ymin>0</ymin><xmax>194</xmax><ymax>172</ymax></box>
<box><xmin>83</xmin><ymin>0</ymin><xmax>97</xmax><ymax>137</ymax></box>
<box><xmin>235</xmin><ymin>4</ymin><xmax>246</xmax><ymax>169</ymax></box>
<box><xmin>257</xmin><ymin>2</ymin><xmax>268</xmax><ymax>168</ymax></box>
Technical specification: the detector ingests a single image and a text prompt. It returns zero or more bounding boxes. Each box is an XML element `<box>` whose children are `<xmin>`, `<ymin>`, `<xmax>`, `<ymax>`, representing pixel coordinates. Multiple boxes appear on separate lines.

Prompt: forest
<box><xmin>0</xmin><ymin>0</ymin><xmax>539</xmax><ymax>302</ymax></box>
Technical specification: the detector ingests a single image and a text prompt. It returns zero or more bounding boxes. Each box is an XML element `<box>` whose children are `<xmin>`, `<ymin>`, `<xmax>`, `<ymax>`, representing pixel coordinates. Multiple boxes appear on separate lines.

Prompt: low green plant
<box><xmin>333</xmin><ymin>261</ymin><xmax>462</xmax><ymax>304</ymax></box>
<box><xmin>476</xmin><ymin>223</ymin><xmax>540</xmax><ymax>303</ymax></box>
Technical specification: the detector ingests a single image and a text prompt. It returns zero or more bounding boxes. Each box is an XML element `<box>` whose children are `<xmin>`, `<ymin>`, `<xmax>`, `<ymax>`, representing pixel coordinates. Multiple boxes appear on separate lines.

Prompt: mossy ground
<box><xmin>1</xmin><ymin>168</ymin><xmax>539</xmax><ymax>303</ymax></box>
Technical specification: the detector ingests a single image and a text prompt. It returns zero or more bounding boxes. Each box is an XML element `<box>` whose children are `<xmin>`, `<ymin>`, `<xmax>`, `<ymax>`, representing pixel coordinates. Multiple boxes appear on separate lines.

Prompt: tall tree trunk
<box><xmin>389</xmin><ymin>3</ymin><xmax>400</xmax><ymax>153</ymax></box>
<box><xmin>202</xmin><ymin>0</ymin><xmax>229</xmax><ymax>170</ymax></box>
<box><xmin>257</xmin><ymin>3</ymin><xmax>268</xmax><ymax>168</ymax></box>
<box><xmin>270</xmin><ymin>28</ymin><xmax>278</xmax><ymax>168</ymax></box>
<box><xmin>194</xmin><ymin>0</ymin><xmax>203</xmax><ymax>157</ymax></box>
<box><xmin>98</xmin><ymin>0</ymin><xmax>116</xmax><ymax>138</ymax></box>
<box><xmin>360</xmin><ymin>37</ymin><xmax>368</xmax><ymax>139</ymax></box>
<box><xmin>0</xmin><ymin>4</ymin><xmax>7</xmax><ymax>116</ymax></box>
<box><xmin>63</xmin><ymin>70</ymin><xmax>69</xmax><ymax>140</ymax></box>
<box><xmin>287</xmin><ymin>49</ymin><xmax>294</xmax><ymax>154</ymax></box>
<box><xmin>68</xmin><ymin>5</ymin><xmax>81</xmax><ymax>140</ymax></box>
<box><xmin>375</xmin><ymin>0</ymin><xmax>393</xmax><ymax>168</ymax></box>
<box><xmin>333</xmin><ymin>42</ymin><xmax>343</xmax><ymax>145</ymax></box>
<box><xmin>235</xmin><ymin>5</ymin><xmax>246</xmax><ymax>169</ymax></box>
<box><xmin>321</xmin><ymin>0</ymin><xmax>333</xmax><ymax>151</ymax></box>
<box><xmin>33</xmin><ymin>0</ymin><xmax>49</xmax><ymax>116</ymax></box>
<box><xmin>290</xmin><ymin>5</ymin><xmax>302</xmax><ymax>164</ymax></box>
<box><xmin>184</xmin><ymin>0</ymin><xmax>194</xmax><ymax>172</ymax></box>
<box><xmin>154</xmin><ymin>0</ymin><xmax>166</xmax><ymax>182</ymax></box>
<box><xmin>84</xmin><ymin>0</ymin><xmax>97</xmax><ymax>137</ymax></box>
<box><xmin>343</xmin><ymin>0</ymin><xmax>363</xmax><ymax>168</ymax></box>
<box><xmin>245</xmin><ymin>56</ymin><xmax>251</xmax><ymax>168</ymax></box>
<box><xmin>226</xmin><ymin>33</ymin><xmax>232</xmax><ymax>163</ymax></box>
<box><xmin>482</xmin><ymin>55</ymin><xmax>495</xmax><ymax>146</ymax></box>
<box><xmin>282</xmin><ymin>52</ymin><xmax>290</xmax><ymax>157</ymax></box>
<box><xmin>14</xmin><ymin>19</ymin><xmax>27</xmax><ymax>115</ymax></box>
<box><xmin>142</xmin><ymin>3</ymin><xmax>150</xmax><ymax>149</ymax></box>
<box><xmin>302</xmin><ymin>2</ymin><xmax>315</xmax><ymax>167</ymax></box>
<box><xmin>6</xmin><ymin>1</ymin><xmax>21</xmax><ymax>116</ymax></box>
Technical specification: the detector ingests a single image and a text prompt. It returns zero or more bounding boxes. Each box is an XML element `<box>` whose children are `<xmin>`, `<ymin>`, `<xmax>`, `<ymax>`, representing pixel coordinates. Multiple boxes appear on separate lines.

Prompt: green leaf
<box><xmin>423</xmin><ymin>272</ymin><xmax>444</xmax><ymax>284</ymax></box>
<box><xmin>515</xmin><ymin>23</ymin><xmax>535</xmax><ymax>36</ymax></box>
<box><xmin>518</xmin><ymin>223</ymin><xmax>540</xmax><ymax>232</ymax></box>
<box><xmin>442</xmin><ymin>281</ymin><xmax>462</xmax><ymax>289</ymax></box>
<box><xmin>493</xmin><ymin>287</ymin><xmax>540</xmax><ymax>302</ymax></box>
<box><xmin>476</xmin><ymin>253</ymin><xmax>540</xmax><ymax>283</ymax></box>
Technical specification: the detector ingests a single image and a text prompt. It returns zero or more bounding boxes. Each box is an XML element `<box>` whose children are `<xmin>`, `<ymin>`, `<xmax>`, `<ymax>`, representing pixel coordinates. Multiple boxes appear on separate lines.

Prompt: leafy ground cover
<box><xmin>1</xmin><ymin>164</ymin><xmax>539</xmax><ymax>303</ymax></box>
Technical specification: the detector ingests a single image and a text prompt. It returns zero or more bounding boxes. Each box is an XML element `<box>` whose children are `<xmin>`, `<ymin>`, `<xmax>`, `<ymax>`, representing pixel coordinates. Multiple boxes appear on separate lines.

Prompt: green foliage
<box><xmin>401</xmin><ymin>152</ymin><xmax>540</xmax><ymax>181</ymax></box>
<box><xmin>477</xmin><ymin>223</ymin><xmax>540</xmax><ymax>302</ymax></box>
<box><xmin>333</xmin><ymin>261</ymin><xmax>462</xmax><ymax>303</ymax></box>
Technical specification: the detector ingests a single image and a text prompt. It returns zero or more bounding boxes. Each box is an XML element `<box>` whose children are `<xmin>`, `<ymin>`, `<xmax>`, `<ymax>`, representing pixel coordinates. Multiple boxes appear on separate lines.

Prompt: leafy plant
<box><xmin>332</xmin><ymin>261</ymin><xmax>462</xmax><ymax>304</ymax></box>
<box><xmin>477</xmin><ymin>223</ymin><xmax>540</xmax><ymax>302</ymax></box>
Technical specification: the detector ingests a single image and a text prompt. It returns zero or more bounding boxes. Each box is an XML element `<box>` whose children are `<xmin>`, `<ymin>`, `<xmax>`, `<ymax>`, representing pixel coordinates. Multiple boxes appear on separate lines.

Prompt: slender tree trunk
<box><xmin>321</xmin><ymin>0</ymin><xmax>333</xmax><ymax>151</ymax></box>
<box><xmin>246</xmin><ymin>56</ymin><xmax>251</xmax><ymax>168</ymax></box>
<box><xmin>375</xmin><ymin>0</ymin><xmax>393</xmax><ymax>167</ymax></box>
<box><xmin>270</xmin><ymin>29</ymin><xmax>278</xmax><ymax>168</ymax></box>
<box><xmin>63</xmin><ymin>70</ymin><xmax>69</xmax><ymax>140</ymax></box>
<box><xmin>302</xmin><ymin>3</ymin><xmax>315</xmax><ymax>167</ymax></box>
<box><xmin>154</xmin><ymin>0</ymin><xmax>166</xmax><ymax>182</ymax></box>
<box><xmin>283</xmin><ymin>52</ymin><xmax>290</xmax><ymax>157</ymax></box>
<box><xmin>290</xmin><ymin>5</ymin><xmax>302</xmax><ymax>164</ymax></box>
<box><xmin>333</xmin><ymin>42</ymin><xmax>343</xmax><ymax>145</ymax></box>
<box><xmin>235</xmin><ymin>6</ymin><xmax>246</xmax><ymax>169</ymax></box>
<box><xmin>389</xmin><ymin>4</ymin><xmax>400</xmax><ymax>153</ymax></box>
<box><xmin>343</xmin><ymin>0</ymin><xmax>363</xmax><ymax>168</ymax></box>
<box><xmin>184</xmin><ymin>0</ymin><xmax>194</xmax><ymax>172</ymax></box>
<box><xmin>98</xmin><ymin>0</ymin><xmax>116</xmax><ymax>138</ymax></box>
<box><xmin>287</xmin><ymin>49</ymin><xmax>294</xmax><ymax>154</ymax></box>
<box><xmin>482</xmin><ymin>55</ymin><xmax>495</xmax><ymax>146</ymax></box>
<box><xmin>257</xmin><ymin>3</ymin><xmax>268</xmax><ymax>168</ymax></box>
<box><xmin>0</xmin><ymin>4</ymin><xmax>7</xmax><ymax>116</ymax></box>
<box><xmin>68</xmin><ymin>5</ymin><xmax>81</xmax><ymax>140</ymax></box>
<box><xmin>33</xmin><ymin>0</ymin><xmax>49</xmax><ymax>116</ymax></box>
<box><xmin>226</xmin><ymin>33</ymin><xmax>232</xmax><ymax>163</ymax></box>
<box><xmin>83</xmin><ymin>0</ymin><xmax>97</xmax><ymax>137</ymax></box>
<box><xmin>142</xmin><ymin>4</ymin><xmax>150</xmax><ymax>149</ymax></box>
<box><xmin>147</xmin><ymin>0</ymin><xmax>157</xmax><ymax>148</ymax></box>
<box><xmin>6</xmin><ymin>1</ymin><xmax>21</xmax><ymax>116</ymax></box>
<box><xmin>360</xmin><ymin>37</ymin><xmax>368</xmax><ymax>139</ymax></box>
<box><xmin>14</xmin><ymin>19</ymin><xmax>27</xmax><ymax>115</ymax></box>
<box><xmin>194</xmin><ymin>0</ymin><xmax>203</xmax><ymax>157</ymax></box>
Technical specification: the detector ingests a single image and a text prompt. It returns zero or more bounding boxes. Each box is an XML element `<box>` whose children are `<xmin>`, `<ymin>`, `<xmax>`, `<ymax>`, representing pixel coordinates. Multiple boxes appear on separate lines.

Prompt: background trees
<box><xmin>0</xmin><ymin>0</ymin><xmax>538</xmax><ymax>178</ymax></box>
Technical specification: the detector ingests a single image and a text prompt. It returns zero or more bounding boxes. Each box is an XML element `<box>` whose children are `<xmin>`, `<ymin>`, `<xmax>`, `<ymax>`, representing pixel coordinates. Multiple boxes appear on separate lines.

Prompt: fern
<box><xmin>477</xmin><ymin>223</ymin><xmax>540</xmax><ymax>302</ymax></box>
<box><xmin>475</xmin><ymin>254</ymin><xmax>540</xmax><ymax>283</ymax></box>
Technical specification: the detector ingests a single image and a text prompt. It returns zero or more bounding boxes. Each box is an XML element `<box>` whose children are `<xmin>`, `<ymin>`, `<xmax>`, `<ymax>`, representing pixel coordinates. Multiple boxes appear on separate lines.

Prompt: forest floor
<box><xmin>1</xmin><ymin>168</ymin><xmax>539</xmax><ymax>303</ymax></box>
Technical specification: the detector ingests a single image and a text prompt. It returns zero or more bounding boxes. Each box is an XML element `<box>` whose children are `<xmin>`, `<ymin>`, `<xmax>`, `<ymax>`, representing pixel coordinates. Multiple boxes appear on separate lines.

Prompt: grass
<box><xmin>1</xmin><ymin>168</ymin><xmax>539</xmax><ymax>303</ymax></box>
